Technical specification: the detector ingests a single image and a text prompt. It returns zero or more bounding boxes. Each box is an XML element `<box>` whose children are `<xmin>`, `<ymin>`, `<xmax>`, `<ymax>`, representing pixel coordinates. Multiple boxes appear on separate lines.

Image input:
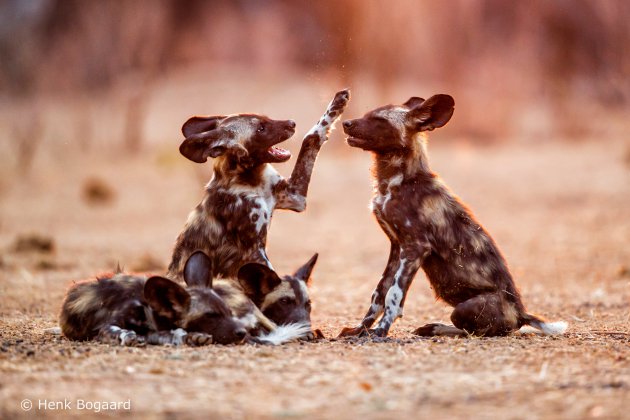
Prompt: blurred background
<box><xmin>1</xmin><ymin>0</ymin><xmax>629</xmax><ymax>160</ymax></box>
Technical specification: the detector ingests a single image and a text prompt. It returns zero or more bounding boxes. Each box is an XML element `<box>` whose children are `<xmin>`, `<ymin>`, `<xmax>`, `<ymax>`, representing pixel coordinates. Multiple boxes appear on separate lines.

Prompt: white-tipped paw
<box><xmin>171</xmin><ymin>328</ymin><xmax>188</xmax><ymax>346</ymax></box>
<box><xmin>119</xmin><ymin>330</ymin><xmax>143</xmax><ymax>346</ymax></box>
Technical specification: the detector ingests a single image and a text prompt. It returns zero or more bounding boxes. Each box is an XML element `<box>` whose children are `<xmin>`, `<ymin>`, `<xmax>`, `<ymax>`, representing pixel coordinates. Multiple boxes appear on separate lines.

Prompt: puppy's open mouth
<box><xmin>267</xmin><ymin>145</ymin><xmax>291</xmax><ymax>162</ymax></box>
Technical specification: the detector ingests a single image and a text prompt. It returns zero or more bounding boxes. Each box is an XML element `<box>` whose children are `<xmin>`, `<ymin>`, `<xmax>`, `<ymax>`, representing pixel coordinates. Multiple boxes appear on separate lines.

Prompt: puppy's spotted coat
<box><xmin>339</xmin><ymin>95</ymin><xmax>567</xmax><ymax>338</ymax></box>
<box><xmin>169</xmin><ymin>90</ymin><xmax>350</xmax><ymax>281</ymax></box>
<box><xmin>60</xmin><ymin>258</ymin><xmax>246</xmax><ymax>347</ymax></box>
<box><xmin>198</xmin><ymin>250</ymin><xmax>320</xmax><ymax>342</ymax></box>
<box><xmin>59</xmin><ymin>251</ymin><xmax>318</xmax><ymax>346</ymax></box>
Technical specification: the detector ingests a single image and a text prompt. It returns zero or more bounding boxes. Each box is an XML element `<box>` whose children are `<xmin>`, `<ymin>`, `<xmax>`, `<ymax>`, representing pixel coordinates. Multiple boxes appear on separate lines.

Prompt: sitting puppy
<box><xmin>60</xmin><ymin>252</ymin><xmax>314</xmax><ymax>346</ymax></box>
<box><xmin>339</xmin><ymin>94</ymin><xmax>567</xmax><ymax>338</ymax></box>
<box><xmin>168</xmin><ymin>89</ymin><xmax>350</xmax><ymax>281</ymax></box>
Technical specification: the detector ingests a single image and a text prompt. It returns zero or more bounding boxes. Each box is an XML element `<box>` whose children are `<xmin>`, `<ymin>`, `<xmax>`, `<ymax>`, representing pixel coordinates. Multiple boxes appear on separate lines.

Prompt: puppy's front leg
<box><xmin>97</xmin><ymin>325</ymin><xmax>145</xmax><ymax>346</ymax></box>
<box><xmin>338</xmin><ymin>244</ymin><xmax>401</xmax><ymax>337</ymax></box>
<box><xmin>372</xmin><ymin>252</ymin><xmax>424</xmax><ymax>337</ymax></box>
<box><xmin>274</xmin><ymin>89</ymin><xmax>350</xmax><ymax>211</ymax></box>
<box><xmin>145</xmin><ymin>329</ymin><xmax>212</xmax><ymax>346</ymax></box>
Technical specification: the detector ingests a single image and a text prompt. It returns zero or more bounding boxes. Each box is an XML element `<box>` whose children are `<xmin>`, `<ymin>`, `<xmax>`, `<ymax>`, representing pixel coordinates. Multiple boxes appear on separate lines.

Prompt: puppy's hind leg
<box><xmin>452</xmin><ymin>293</ymin><xmax>521</xmax><ymax>337</ymax></box>
<box><xmin>413</xmin><ymin>323</ymin><xmax>468</xmax><ymax>337</ymax></box>
<box><xmin>416</xmin><ymin>293</ymin><xmax>520</xmax><ymax>338</ymax></box>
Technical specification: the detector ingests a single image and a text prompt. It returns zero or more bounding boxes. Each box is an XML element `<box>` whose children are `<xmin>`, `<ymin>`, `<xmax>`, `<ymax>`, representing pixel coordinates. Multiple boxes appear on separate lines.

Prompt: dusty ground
<box><xmin>0</xmin><ymin>127</ymin><xmax>629</xmax><ymax>418</ymax></box>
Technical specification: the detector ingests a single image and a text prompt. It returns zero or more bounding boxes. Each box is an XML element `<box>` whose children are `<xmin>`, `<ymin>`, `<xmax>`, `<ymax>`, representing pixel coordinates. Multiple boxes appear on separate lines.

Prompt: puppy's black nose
<box><xmin>342</xmin><ymin>120</ymin><xmax>352</xmax><ymax>129</ymax></box>
<box><xmin>287</xmin><ymin>120</ymin><xmax>296</xmax><ymax>129</ymax></box>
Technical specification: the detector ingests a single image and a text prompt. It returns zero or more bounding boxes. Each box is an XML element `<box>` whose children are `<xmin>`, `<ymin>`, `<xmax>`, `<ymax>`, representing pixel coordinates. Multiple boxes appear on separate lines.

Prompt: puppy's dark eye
<box><xmin>279</xmin><ymin>297</ymin><xmax>294</xmax><ymax>305</ymax></box>
<box><xmin>257</xmin><ymin>123</ymin><xmax>266</xmax><ymax>133</ymax></box>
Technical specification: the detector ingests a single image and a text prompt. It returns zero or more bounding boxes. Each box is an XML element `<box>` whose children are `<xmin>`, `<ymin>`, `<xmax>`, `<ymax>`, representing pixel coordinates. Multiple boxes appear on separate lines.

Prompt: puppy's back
<box><xmin>60</xmin><ymin>274</ymin><xmax>146</xmax><ymax>340</ymax></box>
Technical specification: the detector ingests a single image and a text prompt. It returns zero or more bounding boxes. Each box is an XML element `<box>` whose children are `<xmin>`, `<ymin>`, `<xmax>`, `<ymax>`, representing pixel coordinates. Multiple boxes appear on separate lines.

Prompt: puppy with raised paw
<box><xmin>169</xmin><ymin>89</ymin><xmax>350</xmax><ymax>281</ymax></box>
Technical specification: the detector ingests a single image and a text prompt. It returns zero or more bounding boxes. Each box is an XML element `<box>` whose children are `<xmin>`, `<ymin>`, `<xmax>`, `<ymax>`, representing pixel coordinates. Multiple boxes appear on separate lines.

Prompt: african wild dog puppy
<box><xmin>188</xmin><ymin>250</ymin><xmax>318</xmax><ymax>343</ymax></box>
<box><xmin>60</xmin><ymin>254</ymin><xmax>249</xmax><ymax>346</ymax></box>
<box><xmin>338</xmin><ymin>95</ymin><xmax>567</xmax><ymax>338</ymax></box>
<box><xmin>60</xmin><ymin>251</ymin><xmax>316</xmax><ymax>346</ymax></box>
<box><xmin>168</xmin><ymin>89</ymin><xmax>350</xmax><ymax>282</ymax></box>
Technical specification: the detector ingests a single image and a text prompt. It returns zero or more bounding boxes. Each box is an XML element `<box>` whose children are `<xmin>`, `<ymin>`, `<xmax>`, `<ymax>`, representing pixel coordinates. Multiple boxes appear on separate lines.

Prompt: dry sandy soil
<box><xmin>0</xmin><ymin>126</ymin><xmax>629</xmax><ymax>418</ymax></box>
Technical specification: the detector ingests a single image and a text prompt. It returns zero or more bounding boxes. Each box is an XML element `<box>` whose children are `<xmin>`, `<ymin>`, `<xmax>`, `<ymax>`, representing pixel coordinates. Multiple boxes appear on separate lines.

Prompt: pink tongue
<box><xmin>269</xmin><ymin>146</ymin><xmax>290</xmax><ymax>159</ymax></box>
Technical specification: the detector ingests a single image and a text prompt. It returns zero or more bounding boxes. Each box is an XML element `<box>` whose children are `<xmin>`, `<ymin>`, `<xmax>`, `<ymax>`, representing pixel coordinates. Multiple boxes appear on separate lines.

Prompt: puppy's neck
<box><xmin>372</xmin><ymin>132</ymin><xmax>432</xmax><ymax>185</ymax></box>
<box><xmin>211</xmin><ymin>156</ymin><xmax>267</xmax><ymax>187</ymax></box>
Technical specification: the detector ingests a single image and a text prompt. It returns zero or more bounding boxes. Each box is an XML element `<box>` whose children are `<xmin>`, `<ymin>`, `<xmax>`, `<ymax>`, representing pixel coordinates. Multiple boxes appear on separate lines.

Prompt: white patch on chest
<box><xmin>261</xmin><ymin>164</ymin><xmax>283</xmax><ymax>187</ymax></box>
<box><xmin>250</xmin><ymin>197</ymin><xmax>271</xmax><ymax>233</ymax></box>
<box><xmin>372</xmin><ymin>174</ymin><xmax>403</xmax><ymax>241</ymax></box>
<box><xmin>373</xmin><ymin>173</ymin><xmax>403</xmax><ymax>212</ymax></box>
<box><xmin>229</xmin><ymin>165</ymin><xmax>281</xmax><ymax>234</ymax></box>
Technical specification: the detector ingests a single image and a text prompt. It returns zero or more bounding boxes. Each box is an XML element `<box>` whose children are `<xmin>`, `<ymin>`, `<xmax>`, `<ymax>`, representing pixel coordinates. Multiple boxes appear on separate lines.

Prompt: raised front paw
<box><xmin>185</xmin><ymin>332</ymin><xmax>213</xmax><ymax>346</ymax></box>
<box><xmin>329</xmin><ymin>89</ymin><xmax>350</xmax><ymax>115</ymax></box>
<box><xmin>305</xmin><ymin>89</ymin><xmax>351</xmax><ymax>141</ymax></box>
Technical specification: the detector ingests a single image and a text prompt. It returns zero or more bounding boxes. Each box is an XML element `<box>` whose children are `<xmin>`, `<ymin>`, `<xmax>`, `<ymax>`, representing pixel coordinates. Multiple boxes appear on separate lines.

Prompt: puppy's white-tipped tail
<box><xmin>44</xmin><ymin>326</ymin><xmax>62</xmax><ymax>335</ymax></box>
<box><xmin>520</xmin><ymin>314</ymin><xmax>568</xmax><ymax>335</ymax></box>
<box><xmin>258</xmin><ymin>322</ymin><xmax>312</xmax><ymax>345</ymax></box>
<box><xmin>538</xmin><ymin>321</ymin><xmax>568</xmax><ymax>335</ymax></box>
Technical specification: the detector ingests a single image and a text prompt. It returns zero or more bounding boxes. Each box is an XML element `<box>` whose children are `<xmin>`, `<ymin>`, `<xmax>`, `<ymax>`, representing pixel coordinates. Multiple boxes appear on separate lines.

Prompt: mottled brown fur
<box><xmin>60</xmin><ymin>269</ymin><xmax>246</xmax><ymax>346</ymax></box>
<box><xmin>169</xmin><ymin>90</ymin><xmax>350</xmax><ymax>282</ymax></box>
<box><xmin>339</xmin><ymin>94</ymin><xmax>561</xmax><ymax>338</ymax></box>
<box><xmin>183</xmin><ymin>250</ymin><xmax>318</xmax><ymax>343</ymax></box>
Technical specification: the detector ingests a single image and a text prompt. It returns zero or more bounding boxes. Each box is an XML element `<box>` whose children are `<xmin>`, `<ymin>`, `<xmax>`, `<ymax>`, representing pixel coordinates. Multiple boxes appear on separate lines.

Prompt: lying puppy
<box><xmin>168</xmin><ymin>89</ymin><xmax>350</xmax><ymax>281</ymax></box>
<box><xmin>60</xmin><ymin>272</ymin><xmax>244</xmax><ymax>346</ymax></box>
<box><xmin>339</xmin><ymin>95</ymin><xmax>567</xmax><ymax>338</ymax></box>
<box><xmin>189</xmin><ymin>250</ymin><xmax>319</xmax><ymax>343</ymax></box>
<box><xmin>60</xmin><ymin>252</ymin><xmax>314</xmax><ymax>346</ymax></box>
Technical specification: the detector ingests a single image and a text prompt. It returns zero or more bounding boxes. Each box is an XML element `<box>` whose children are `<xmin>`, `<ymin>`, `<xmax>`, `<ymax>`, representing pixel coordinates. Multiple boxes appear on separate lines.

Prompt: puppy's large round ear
<box><xmin>407</xmin><ymin>94</ymin><xmax>454</xmax><ymax>132</ymax></box>
<box><xmin>183</xmin><ymin>250</ymin><xmax>213</xmax><ymax>288</ymax></box>
<box><xmin>182</xmin><ymin>115</ymin><xmax>226</xmax><ymax>137</ymax></box>
<box><xmin>403</xmin><ymin>97</ymin><xmax>425</xmax><ymax>109</ymax></box>
<box><xmin>180</xmin><ymin>115</ymin><xmax>232</xmax><ymax>163</ymax></box>
<box><xmin>179</xmin><ymin>129</ymin><xmax>232</xmax><ymax>163</ymax></box>
<box><xmin>292</xmin><ymin>253</ymin><xmax>318</xmax><ymax>285</ymax></box>
<box><xmin>237</xmin><ymin>263</ymin><xmax>282</xmax><ymax>303</ymax></box>
<box><xmin>144</xmin><ymin>276</ymin><xmax>191</xmax><ymax>321</ymax></box>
